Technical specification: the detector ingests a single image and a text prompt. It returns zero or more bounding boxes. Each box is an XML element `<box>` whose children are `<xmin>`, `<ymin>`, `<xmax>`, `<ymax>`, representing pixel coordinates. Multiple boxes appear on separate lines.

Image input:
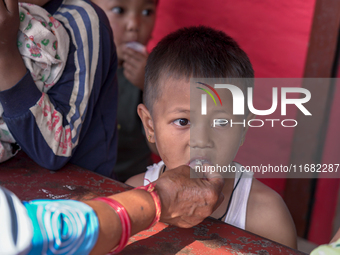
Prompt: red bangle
<box><xmin>93</xmin><ymin>197</ymin><xmax>131</xmax><ymax>254</ymax></box>
<box><xmin>135</xmin><ymin>183</ymin><xmax>161</xmax><ymax>229</ymax></box>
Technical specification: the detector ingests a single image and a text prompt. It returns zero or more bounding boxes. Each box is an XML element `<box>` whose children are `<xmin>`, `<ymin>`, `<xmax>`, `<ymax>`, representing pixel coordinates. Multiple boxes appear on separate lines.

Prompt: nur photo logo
<box><xmin>196</xmin><ymin>81</ymin><xmax>312</xmax><ymax>128</ymax></box>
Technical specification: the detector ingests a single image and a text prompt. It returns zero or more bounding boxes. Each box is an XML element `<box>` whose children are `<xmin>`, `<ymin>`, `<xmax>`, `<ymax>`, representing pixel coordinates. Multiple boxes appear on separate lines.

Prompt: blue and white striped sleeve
<box><xmin>24</xmin><ymin>199</ymin><xmax>99</xmax><ymax>255</ymax></box>
<box><xmin>0</xmin><ymin>0</ymin><xmax>108</xmax><ymax>171</ymax></box>
<box><xmin>0</xmin><ymin>187</ymin><xmax>99</xmax><ymax>255</ymax></box>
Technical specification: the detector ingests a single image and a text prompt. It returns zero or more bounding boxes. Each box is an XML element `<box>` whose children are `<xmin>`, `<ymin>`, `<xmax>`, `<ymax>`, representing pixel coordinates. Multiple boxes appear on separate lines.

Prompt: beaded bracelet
<box><xmin>93</xmin><ymin>197</ymin><xmax>131</xmax><ymax>254</ymax></box>
<box><xmin>135</xmin><ymin>183</ymin><xmax>161</xmax><ymax>229</ymax></box>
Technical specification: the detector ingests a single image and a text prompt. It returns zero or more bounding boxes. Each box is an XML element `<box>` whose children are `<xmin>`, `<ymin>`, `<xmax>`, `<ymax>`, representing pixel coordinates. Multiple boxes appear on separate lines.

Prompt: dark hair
<box><xmin>144</xmin><ymin>25</ymin><xmax>254</xmax><ymax>113</ymax></box>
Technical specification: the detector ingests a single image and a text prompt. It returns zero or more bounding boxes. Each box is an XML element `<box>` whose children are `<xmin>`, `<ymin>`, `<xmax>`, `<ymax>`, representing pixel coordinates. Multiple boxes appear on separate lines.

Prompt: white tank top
<box><xmin>143</xmin><ymin>161</ymin><xmax>253</xmax><ymax>230</ymax></box>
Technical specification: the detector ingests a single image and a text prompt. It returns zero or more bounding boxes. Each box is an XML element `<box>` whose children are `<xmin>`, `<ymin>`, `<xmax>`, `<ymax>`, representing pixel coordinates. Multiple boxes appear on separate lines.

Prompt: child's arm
<box><xmin>246</xmin><ymin>180</ymin><xmax>297</xmax><ymax>249</ymax></box>
<box><xmin>0</xmin><ymin>0</ymin><xmax>27</xmax><ymax>90</ymax></box>
<box><xmin>125</xmin><ymin>172</ymin><xmax>145</xmax><ymax>187</ymax></box>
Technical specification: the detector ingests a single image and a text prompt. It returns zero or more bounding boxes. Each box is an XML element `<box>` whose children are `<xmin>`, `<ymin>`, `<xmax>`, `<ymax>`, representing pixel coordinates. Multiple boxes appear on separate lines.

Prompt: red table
<box><xmin>0</xmin><ymin>152</ymin><xmax>306</xmax><ymax>255</ymax></box>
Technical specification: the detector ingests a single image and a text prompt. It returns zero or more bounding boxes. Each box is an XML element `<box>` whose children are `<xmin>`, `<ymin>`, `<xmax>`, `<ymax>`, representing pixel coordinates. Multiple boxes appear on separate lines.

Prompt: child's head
<box><xmin>92</xmin><ymin>0</ymin><xmax>157</xmax><ymax>62</ymax></box>
<box><xmin>138</xmin><ymin>26</ymin><xmax>254</xmax><ymax>171</ymax></box>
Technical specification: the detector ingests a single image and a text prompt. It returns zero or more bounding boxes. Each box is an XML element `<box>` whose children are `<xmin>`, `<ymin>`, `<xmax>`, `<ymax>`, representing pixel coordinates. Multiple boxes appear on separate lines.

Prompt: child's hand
<box><xmin>0</xmin><ymin>0</ymin><xmax>20</xmax><ymax>56</ymax></box>
<box><xmin>122</xmin><ymin>47</ymin><xmax>148</xmax><ymax>91</ymax></box>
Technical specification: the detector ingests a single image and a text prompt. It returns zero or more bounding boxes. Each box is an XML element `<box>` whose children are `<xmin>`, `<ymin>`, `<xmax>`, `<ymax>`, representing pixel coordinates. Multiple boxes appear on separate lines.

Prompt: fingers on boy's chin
<box><xmin>189</xmin><ymin>167</ymin><xmax>204</xmax><ymax>178</ymax></box>
<box><xmin>203</xmin><ymin>171</ymin><xmax>223</xmax><ymax>179</ymax></box>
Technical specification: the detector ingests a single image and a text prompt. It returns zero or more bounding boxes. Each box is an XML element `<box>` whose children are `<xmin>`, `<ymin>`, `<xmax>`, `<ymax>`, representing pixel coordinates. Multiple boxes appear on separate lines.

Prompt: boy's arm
<box><xmin>0</xmin><ymin>0</ymin><xmax>27</xmax><ymax>91</ymax></box>
<box><xmin>125</xmin><ymin>172</ymin><xmax>145</xmax><ymax>187</ymax></box>
<box><xmin>0</xmin><ymin>0</ymin><xmax>116</xmax><ymax>171</ymax></box>
<box><xmin>246</xmin><ymin>180</ymin><xmax>297</xmax><ymax>249</ymax></box>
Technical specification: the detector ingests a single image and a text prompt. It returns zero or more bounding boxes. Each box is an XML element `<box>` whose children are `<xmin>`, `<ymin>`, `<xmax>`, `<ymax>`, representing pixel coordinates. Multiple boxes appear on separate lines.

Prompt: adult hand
<box><xmin>0</xmin><ymin>0</ymin><xmax>26</xmax><ymax>90</ymax></box>
<box><xmin>155</xmin><ymin>165</ymin><xmax>224</xmax><ymax>228</ymax></box>
<box><xmin>122</xmin><ymin>47</ymin><xmax>148</xmax><ymax>90</ymax></box>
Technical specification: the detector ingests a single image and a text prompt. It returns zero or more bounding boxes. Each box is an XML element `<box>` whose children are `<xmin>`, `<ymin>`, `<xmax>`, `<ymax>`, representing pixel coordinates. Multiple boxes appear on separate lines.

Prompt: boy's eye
<box><xmin>173</xmin><ymin>118</ymin><xmax>190</xmax><ymax>127</ymax></box>
<box><xmin>213</xmin><ymin>119</ymin><xmax>229</xmax><ymax>127</ymax></box>
<box><xmin>142</xmin><ymin>9</ymin><xmax>154</xmax><ymax>16</ymax></box>
<box><xmin>112</xmin><ymin>7</ymin><xmax>124</xmax><ymax>14</ymax></box>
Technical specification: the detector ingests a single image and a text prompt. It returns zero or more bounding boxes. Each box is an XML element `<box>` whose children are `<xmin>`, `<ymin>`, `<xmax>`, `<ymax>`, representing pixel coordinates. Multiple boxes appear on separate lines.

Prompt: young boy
<box><xmin>91</xmin><ymin>0</ymin><xmax>157</xmax><ymax>181</ymax></box>
<box><xmin>0</xmin><ymin>0</ymin><xmax>118</xmax><ymax>177</ymax></box>
<box><xmin>126</xmin><ymin>26</ymin><xmax>297</xmax><ymax>249</ymax></box>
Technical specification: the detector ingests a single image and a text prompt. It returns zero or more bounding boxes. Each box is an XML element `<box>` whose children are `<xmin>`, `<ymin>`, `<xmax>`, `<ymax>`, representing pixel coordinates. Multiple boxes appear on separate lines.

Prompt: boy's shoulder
<box><xmin>247</xmin><ymin>179</ymin><xmax>292</xmax><ymax>222</ymax></box>
<box><xmin>246</xmin><ymin>179</ymin><xmax>297</xmax><ymax>248</ymax></box>
<box><xmin>49</xmin><ymin>0</ymin><xmax>112</xmax><ymax>32</ymax></box>
<box><xmin>248</xmin><ymin>179</ymin><xmax>283</xmax><ymax>210</ymax></box>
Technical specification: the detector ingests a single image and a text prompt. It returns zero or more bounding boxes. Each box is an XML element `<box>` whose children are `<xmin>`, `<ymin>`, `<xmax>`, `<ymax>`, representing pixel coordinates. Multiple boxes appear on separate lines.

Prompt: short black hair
<box><xmin>144</xmin><ymin>25</ymin><xmax>254</xmax><ymax>113</ymax></box>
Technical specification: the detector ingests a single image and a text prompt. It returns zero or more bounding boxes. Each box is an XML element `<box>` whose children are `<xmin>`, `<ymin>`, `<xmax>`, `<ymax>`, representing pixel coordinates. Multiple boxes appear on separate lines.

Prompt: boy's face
<box><xmin>139</xmin><ymin>77</ymin><xmax>253</xmax><ymax>171</ymax></box>
<box><xmin>92</xmin><ymin>0</ymin><xmax>156</xmax><ymax>61</ymax></box>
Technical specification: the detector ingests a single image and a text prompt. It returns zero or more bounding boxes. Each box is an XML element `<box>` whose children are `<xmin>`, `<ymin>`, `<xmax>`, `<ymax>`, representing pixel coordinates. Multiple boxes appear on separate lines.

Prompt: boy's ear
<box><xmin>241</xmin><ymin>113</ymin><xmax>256</xmax><ymax>145</ymax></box>
<box><xmin>137</xmin><ymin>104</ymin><xmax>156</xmax><ymax>143</ymax></box>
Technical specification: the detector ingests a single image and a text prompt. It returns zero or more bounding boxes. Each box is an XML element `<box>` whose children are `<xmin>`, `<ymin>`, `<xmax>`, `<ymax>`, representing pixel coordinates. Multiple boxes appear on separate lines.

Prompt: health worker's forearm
<box><xmin>85</xmin><ymin>189</ymin><xmax>156</xmax><ymax>255</ymax></box>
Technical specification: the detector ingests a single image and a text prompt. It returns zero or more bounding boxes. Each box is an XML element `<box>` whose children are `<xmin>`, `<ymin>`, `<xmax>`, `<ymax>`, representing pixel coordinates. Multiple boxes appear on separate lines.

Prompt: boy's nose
<box><xmin>190</xmin><ymin>125</ymin><xmax>213</xmax><ymax>149</ymax></box>
<box><xmin>126</xmin><ymin>15</ymin><xmax>140</xmax><ymax>32</ymax></box>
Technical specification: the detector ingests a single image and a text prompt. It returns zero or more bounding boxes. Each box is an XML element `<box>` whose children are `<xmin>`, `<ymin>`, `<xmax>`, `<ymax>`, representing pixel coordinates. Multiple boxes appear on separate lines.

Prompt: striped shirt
<box><xmin>0</xmin><ymin>0</ymin><xmax>118</xmax><ymax>177</ymax></box>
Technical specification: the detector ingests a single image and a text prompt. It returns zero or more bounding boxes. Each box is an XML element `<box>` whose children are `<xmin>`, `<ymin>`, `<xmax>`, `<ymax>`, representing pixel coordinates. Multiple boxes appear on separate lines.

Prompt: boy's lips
<box><xmin>187</xmin><ymin>157</ymin><xmax>212</xmax><ymax>169</ymax></box>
